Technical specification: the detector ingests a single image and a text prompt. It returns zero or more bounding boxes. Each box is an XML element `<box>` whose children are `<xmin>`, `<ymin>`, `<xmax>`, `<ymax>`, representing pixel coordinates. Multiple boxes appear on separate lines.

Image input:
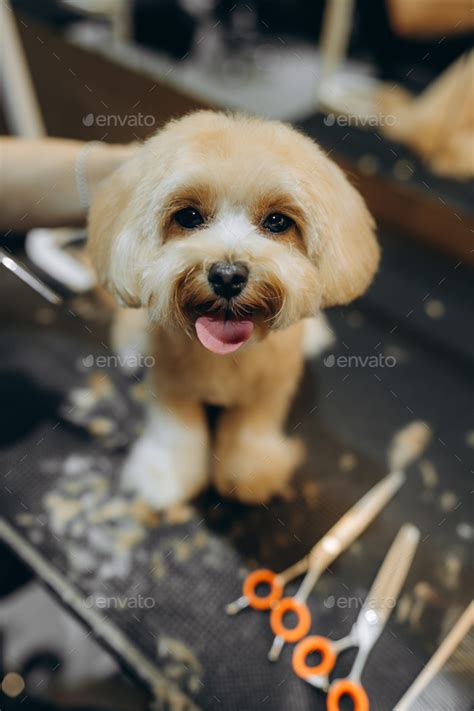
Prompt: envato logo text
<box><xmin>323</xmin><ymin>353</ymin><xmax>396</xmax><ymax>368</ymax></box>
<box><xmin>82</xmin><ymin>354</ymin><xmax>156</xmax><ymax>369</ymax></box>
<box><xmin>324</xmin><ymin>112</ymin><xmax>396</xmax><ymax>128</ymax></box>
<box><xmin>84</xmin><ymin>595</ymin><xmax>155</xmax><ymax>609</ymax></box>
<box><xmin>324</xmin><ymin>594</ymin><xmax>396</xmax><ymax>610</ymax></box>
<box><xmin>82</xmin><ymin>112</ymin><xmax>156</xmax><ymax>128</ymax></box>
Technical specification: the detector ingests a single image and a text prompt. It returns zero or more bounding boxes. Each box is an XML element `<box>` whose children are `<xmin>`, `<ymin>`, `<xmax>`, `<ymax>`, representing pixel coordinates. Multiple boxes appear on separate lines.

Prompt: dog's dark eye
<box><xmin>174</xmin><ymin>207</ymin><xmax>205</xmax><ymax>229</ymax></box>
<box><xmin>262</xmin><ymin>213</ymin><xmax>293</xmax><ymax>234</ymax></box>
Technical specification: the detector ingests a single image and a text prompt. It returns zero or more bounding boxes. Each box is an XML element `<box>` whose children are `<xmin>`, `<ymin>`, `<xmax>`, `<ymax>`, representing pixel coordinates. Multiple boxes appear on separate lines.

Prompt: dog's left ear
<box><xmin>305</xmin><ymin>156</ymin><xmax>380</xmax><ymax>308</ymax></box>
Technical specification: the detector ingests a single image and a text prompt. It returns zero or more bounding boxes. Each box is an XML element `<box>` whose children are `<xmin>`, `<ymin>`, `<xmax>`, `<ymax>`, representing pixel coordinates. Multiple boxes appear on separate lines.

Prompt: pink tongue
<box><xmin>195</xmin><ymin>316</ymin><xmax>254</xmax><ymax>354</ymax></box>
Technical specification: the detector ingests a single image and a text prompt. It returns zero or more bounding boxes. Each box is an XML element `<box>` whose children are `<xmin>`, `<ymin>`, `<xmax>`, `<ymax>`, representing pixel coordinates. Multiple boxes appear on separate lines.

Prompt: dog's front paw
<box><xmin>214</xmin><ymin>434</ymin><xmax>304</xmax><ymax>505</ymax></box>
<box><xmin>122</xmin><ymin>435</ymin><xmax>207</xmax><ymax>510</ymax></box>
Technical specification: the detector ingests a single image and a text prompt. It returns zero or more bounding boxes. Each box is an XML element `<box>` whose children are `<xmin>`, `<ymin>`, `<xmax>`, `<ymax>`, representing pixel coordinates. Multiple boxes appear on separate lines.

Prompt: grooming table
<box><xmin>1</xmin><ymin>225</ymin><xmax>473</xmax><ymax>710</ymax></box>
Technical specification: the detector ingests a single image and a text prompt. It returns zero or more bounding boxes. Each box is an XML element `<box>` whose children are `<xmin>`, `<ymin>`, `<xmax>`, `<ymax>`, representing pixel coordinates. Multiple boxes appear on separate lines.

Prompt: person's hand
<box><xmin>0</xmin><ymin>138</ymin><xmax>139</xmax><ymax>232</ymax></box>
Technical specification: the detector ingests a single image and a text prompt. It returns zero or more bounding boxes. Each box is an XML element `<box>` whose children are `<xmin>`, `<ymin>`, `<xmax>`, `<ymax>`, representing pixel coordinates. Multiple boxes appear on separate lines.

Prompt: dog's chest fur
<box><xmin>150</xmin><ymin>322</ymin><xmax>305</xmax><ymax>408</ymax></box>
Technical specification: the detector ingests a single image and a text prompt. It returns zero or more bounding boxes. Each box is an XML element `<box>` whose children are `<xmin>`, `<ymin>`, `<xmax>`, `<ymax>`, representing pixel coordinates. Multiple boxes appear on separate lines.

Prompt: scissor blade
<box><xmin>309</xmin><ymin>470</ymin><xmax>405</xmax><ymax>573</ymax></box>
<box><xmin>361</xmin><ymin>524</ymin><xmax>419</xmax><ymax>632</ymax></box>
<box><xmin>0</xmin><ymin>248</ymin><xmax>61</xmax><ymax>305</ymax></box>
<box><xmin>344</xmin><ymin>525</ymin><xmax>420</xmax><ymax>683</ymax></box>
<box><xmin>394</xmin><ymin>602</ymin><xmax>474</xmax><ymax>710</ymax></box>
<box><xmin>286</xmin><ymin>470</ymin><xmax>406</xmax><ymax>612</ymax></box>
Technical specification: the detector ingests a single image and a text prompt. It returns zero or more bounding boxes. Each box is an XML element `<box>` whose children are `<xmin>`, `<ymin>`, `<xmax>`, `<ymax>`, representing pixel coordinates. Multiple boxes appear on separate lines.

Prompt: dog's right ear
<box><xmin>88</xmin><ymin>139</ymin><xmax>169</xmax><ymax>308</ymax></box>
<box><xmin>88</xmin><ymin>152</ymin><xmax>152</xmax><ymax>308</ymax></box>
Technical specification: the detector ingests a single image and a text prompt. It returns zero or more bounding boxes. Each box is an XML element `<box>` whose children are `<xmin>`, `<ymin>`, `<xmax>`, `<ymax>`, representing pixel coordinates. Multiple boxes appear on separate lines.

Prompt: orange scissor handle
<box><xmin>327</xmin><ymin>679</ymin><xmax>370</xmax><ymax>711</ymax></box>
<box><xmin>270</xmin><ymin>597</ymin><xmax>312</xmax><ymax>642</ymax></box>
<box><xmin>292</xmin><ymin>635</ymin><xmax>337</xmax><ymax>679</ymax></box>
<box><xmin>242</xmin><ymin>569</ymin><xmax>284</xmax><ymax>610</ymax></box>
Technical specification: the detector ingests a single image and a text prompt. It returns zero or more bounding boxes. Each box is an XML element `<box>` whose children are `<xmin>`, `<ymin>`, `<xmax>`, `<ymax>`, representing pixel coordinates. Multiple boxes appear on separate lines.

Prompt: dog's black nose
<box><xmin>208</xmin><ymin>261</ymin><xmax>249</xmax><ymax>299</ymax></box>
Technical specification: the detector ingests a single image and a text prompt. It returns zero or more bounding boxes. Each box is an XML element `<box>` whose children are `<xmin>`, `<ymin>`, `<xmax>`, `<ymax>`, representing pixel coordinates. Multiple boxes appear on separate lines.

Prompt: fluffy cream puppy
<box><xmin>89</xmin><ymin>111</ymin><xmax>379</xmax><ymax>509</ymax></box>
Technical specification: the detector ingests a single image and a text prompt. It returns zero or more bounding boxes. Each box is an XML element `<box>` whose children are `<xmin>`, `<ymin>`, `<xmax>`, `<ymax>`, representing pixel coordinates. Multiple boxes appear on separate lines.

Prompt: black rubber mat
<box><xmin>1</xmin><ymin>229</ymin><xmax>473</xmax><ymax>710</ymax></box>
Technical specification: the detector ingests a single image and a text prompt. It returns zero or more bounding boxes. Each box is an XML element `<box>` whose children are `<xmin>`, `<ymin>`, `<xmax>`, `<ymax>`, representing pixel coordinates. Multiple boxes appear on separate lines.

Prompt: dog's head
<box><xmin>89</xmin><ymin>111</ymin><xmax>379</xmax><ymax>354</ymax></box>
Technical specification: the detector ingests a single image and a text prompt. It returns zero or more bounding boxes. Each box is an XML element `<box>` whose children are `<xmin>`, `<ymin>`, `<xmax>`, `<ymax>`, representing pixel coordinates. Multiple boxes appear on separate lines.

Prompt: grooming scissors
<box><xmin>292</xmin><ymin>523</ymin><xmax>420</xmax><ymax>710</ymax></box>
<box><xmin>226</xmin><ymin>469</ymin><xmax>405</xmax><ymax>661</ymax></box>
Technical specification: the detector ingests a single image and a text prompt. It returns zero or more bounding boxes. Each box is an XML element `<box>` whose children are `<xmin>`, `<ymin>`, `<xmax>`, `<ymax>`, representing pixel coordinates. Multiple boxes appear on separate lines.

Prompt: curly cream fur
<box><xmin>89</xmin><ymin>111</ymin><xmax>379</xmax><ymax>508</ymax></box>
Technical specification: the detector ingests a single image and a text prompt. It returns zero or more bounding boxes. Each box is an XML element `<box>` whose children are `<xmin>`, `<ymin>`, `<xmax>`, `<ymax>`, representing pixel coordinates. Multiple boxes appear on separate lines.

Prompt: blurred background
<box><xmin>0</xmin><ymin>2</ymin><xmax>473</xmax><ymax>710</ymax></box>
